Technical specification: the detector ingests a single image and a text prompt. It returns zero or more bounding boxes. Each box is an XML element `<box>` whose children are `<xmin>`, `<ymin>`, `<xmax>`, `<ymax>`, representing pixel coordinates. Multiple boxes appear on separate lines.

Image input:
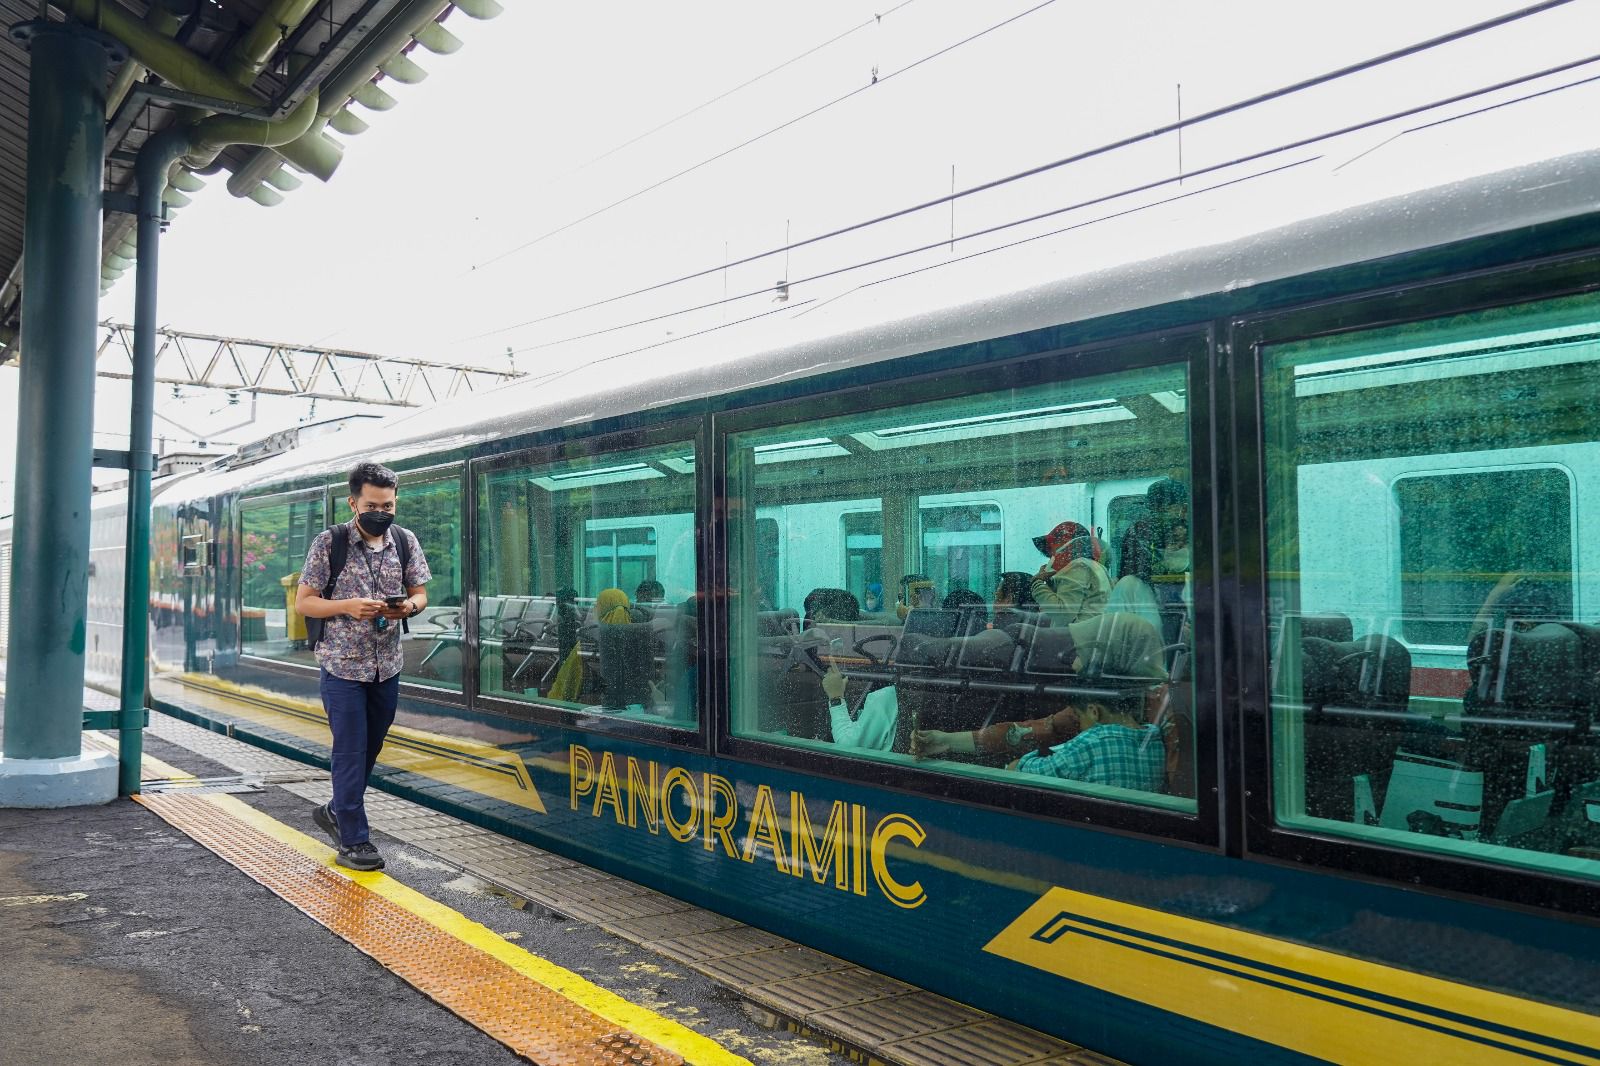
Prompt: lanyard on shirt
<box><xmin>361</xmin><ymin>538</ymin><xmax>390</xmax><ymax>598</ymax></box>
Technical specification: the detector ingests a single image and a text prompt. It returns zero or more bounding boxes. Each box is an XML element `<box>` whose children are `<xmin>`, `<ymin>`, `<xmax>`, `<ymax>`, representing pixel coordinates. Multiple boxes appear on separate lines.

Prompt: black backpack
<box><xmin>305</xmin><ymin>522</ymin><xmax>412</xmax><ymax>651</ymax></box>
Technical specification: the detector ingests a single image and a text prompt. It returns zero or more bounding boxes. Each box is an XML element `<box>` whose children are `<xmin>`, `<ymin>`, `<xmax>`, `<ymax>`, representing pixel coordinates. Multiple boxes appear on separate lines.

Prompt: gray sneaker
<box><xmin>312</xmin><ymin>803</ymin><xmax>341</xmax><ymax>847</ymax></box>
<box><xmin>336</xmin><ymin>841</ymin><xmax>384</xmax><ymax>872</ymax></box>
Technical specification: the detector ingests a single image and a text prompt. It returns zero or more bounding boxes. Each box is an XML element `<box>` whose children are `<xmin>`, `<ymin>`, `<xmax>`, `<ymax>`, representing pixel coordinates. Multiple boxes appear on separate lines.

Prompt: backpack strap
<box><xmin>306</xmin><ymin>524</ymin><xmax>348</xmax><ymax>652</ymax></box>
<box><xmin>323</xmin><ymin>523</ymin><xmax>349</xmax><ymax>600</ymax></box>
<box><xmin>394</xmin><ymin>524</ymin><xmax>412</xmax><ymax>635</ymax></box>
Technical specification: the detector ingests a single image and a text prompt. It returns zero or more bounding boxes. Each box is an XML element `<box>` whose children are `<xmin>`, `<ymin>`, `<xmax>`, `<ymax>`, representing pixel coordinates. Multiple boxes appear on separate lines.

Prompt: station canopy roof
<box><xmin>0</xmin><ymin>0</ymin><xmax>501</xmax><ymax>361</ymax></box>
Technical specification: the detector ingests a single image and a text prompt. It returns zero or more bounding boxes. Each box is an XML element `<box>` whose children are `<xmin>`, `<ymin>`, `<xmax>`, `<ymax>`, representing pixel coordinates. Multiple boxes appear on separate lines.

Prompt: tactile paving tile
<box><xmin>694</xmin><ymin>945</ymin><xmax>852</xmax><ymax>987</ymax></box>
<box><xmin>147</xmin><ymin>711</ymin><xmax>311</xmax><ymax>774</ymax></box>
<box><xmin>809</xmin><ymin>992</ymin><xmax>990</xmax><ymax>1047</ymax></box>
<box><xmin>559</xmin><ymin>892</ymin><xmax>690</xmax><ymax>924</ymax></box>
<box><xmin>743</xmin><ymin>967</ymin><xmax>914</xmax><ymax>1018</ymax></box>
<box><xmin>650</xmin><ymin>925</ymin><xmax>790</xmax><ymax>963</ymax></box>
<box><xmin>605</xmin><ymin>908</ymin><xmax>745</xmax><ymax>943</ymax></box>
<box><xmin>152</xmin><ymin>723</ymin><xmax>1125</xmax><ymax>1065</ymax></box>
<box><xmin>880</xmin><ymin>1018</ymin><xmax>1078</xmax><ymax>1066</ymax></box>
<box><xmin>135</xmin><ymin>792</ymin><xmax>682</xmax><ymax>1066</ymax></box>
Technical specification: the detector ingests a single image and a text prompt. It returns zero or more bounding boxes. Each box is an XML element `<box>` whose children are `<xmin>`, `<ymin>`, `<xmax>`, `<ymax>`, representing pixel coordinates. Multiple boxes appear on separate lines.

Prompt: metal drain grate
<box><xmin>140</xmin><ymin>775</ymin><xmax>265</xmax><ymax>795</ymax></box>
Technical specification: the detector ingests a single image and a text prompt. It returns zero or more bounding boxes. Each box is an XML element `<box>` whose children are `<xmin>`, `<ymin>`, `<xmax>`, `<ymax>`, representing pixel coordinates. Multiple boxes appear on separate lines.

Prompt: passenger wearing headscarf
<box><xmin>551</xmin><ymin>587</ymin><xmax>633</xmax><ymax>703</ymax></box>
<box><xmin>596</xmin><ymin>587</ymin><xmax>633</xmax><ymax>626</ymax></box>
<box><xmin>1030</xmin><ymin>520</ymin><xmax>1111</xmax><ymax>627</ymax></box>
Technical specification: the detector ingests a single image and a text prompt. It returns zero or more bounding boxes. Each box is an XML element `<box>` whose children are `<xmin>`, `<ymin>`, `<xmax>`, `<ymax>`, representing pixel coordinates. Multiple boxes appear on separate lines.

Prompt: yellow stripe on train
<box><xmin>984</xmin><ymin>886</ymin><xmax>1600</xmax><ymax>1066</ymax></box>
<box><xmin>166</xmin><ymin>674</ymin><xmax>547</xmax><ymax>814</ymax></box>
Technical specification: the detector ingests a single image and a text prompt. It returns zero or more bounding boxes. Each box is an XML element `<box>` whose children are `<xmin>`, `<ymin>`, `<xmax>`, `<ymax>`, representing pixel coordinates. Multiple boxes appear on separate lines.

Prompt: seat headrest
<box><xmin>955</xmin><ymin>628</ymin><xmax>1019</xmax><ymax>670</ymax></box>
<box><xmin>1300</xmin><ymin>634</ymin><xmax>1411</xmax><ymax>709</ymax></box>
<box><xmin>1468</xmin><ymin>622</ymin><xmax>1580</xmax><ymax>712</ymax></box>
<box><xmin>1299</xmin><ymin>614</ymin><xmax>1354</xmax><ymax>643</ymax></box>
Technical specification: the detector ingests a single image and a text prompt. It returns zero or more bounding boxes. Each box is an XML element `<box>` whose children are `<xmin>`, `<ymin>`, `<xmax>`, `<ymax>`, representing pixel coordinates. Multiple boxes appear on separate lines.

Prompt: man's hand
<box><xmin>344</xmin><ymin>598</ymin><xmax>386</xmax><ymax>620</ymax></box>
<box><xmin>1035</xmin><ymin>563</ymin><xmax>1053</xmax><ymax>581</ymax></box>
<box><xmin>822</xmin><ymin>665</ymin><xmax>846</xmax><ymax>702</ymax></box>
<box><xmin>379</xmin><ymin>598</ymin><xmax>414</xmax><ymax>621</ymax></box>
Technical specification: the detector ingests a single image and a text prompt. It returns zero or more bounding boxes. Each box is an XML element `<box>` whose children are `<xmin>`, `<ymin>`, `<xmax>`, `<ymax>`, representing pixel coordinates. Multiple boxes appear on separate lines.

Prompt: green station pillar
<box><xmin>0</xmin><ymin>19</ymin><xmax>126</xmax><ymax>807</ymax></box>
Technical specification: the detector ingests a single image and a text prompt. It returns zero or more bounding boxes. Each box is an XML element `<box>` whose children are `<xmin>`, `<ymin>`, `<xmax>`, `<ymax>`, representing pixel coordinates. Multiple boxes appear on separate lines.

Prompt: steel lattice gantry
<box><xmin>92</xmin><ymin>321</ymin><xmax>524</xmax><ymax>406</ymax></box>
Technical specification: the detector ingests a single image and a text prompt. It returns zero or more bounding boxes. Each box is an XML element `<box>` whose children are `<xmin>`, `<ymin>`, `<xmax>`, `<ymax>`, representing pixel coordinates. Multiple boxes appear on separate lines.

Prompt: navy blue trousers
<box><xmin>319</xmin><ymin>669</ymin><xmax>399</xmax><ymax>846</ymax></box>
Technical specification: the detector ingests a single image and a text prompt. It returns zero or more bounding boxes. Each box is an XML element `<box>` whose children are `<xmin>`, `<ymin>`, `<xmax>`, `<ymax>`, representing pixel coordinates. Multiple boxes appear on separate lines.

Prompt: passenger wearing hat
<box><xmin>1030</xmin><ymin>520</ymin><xmax>1111</xmax><ymax>628</ymax></box>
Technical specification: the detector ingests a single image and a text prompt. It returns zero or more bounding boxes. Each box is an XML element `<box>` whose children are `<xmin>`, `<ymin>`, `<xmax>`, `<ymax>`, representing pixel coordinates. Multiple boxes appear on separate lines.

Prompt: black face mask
<box><xmin>356</xmin><ymin>511</ymin><xmax>394</xmax><ymax>537</ymax></box>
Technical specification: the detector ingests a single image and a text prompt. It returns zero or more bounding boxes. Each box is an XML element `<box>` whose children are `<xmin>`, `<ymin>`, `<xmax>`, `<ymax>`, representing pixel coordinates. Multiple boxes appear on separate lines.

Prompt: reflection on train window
<box><xmin>239</xmin><ymin>492</ymin><xmax>324</xmax><ymax>662</ymax></box>
<box><xmin>1396</xmin><ymin>470</ymin><xmax>1573</xmax><ymax>647</ymax></box>
<box><xmin>921</xmin><ymin>503</ymin><xmax>1003</xmax><ymax>604</ymax></box>
<box><xmin>1264</xmin><ymin>292</ymin><xmax>1600</xmax><ymax>880</ymax></box>
<box><xmin>474</xmin><ymin>442</ymin><xmax>698</xmax><ymax>727</ymax></box>
<box><xmin>728</xmin><ymin>362</ymin><xmax>1196</xmax><ymax>811</ymax></box>
<box><xmin>396</xmin><ymin>473</ymin><xmax>465</xmax><ymax>691</ymax></box>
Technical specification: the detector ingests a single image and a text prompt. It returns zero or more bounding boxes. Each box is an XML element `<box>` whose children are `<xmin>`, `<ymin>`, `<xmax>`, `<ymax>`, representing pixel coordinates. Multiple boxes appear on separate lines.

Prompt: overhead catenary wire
<box><xmin>509</xmin><ymin>156</ymin><xmax>1321</xmax><ymax>358</ymax></box>
<box><xmin>467</xmin><ymin>0</ymin><xmax>1065</xmax><ymax>273</ymax></box>
<box><xmin>463</xmin><ymin>0</ymin><xmax>1582</xmax><ymax>343</ymax></box>
<box><xmin>548</xmin><ymin>0</ymin><xmax>923</xmax><ymax>186</ymax></box>
<box><xmin>505</xmin><ymin>55</ymin><xmax>1600</xmax><ymax>365</ymax></box>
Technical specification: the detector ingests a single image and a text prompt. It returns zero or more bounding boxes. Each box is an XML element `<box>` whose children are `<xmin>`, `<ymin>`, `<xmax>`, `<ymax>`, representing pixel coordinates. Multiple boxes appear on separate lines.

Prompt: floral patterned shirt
<box><xmin>299</xmin><ymin>523</ymin><xmax>430</xmax><ymax>682</ymax></box>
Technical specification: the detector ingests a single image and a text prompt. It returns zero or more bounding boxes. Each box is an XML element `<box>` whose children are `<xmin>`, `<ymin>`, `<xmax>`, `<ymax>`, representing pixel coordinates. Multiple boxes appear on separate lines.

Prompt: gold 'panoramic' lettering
<box><xmin>741</xmin><ymin>784</ymin><xmax>791</xmax><ymax>874</ymax></box>
<box><xmin>593</xmin><ymin>751</ymin><xmax>625</xmax><ymax>825</ymax></box>
<box><xmin>566</xmin><ymin>746</ymin><xmax>926</xmax><ymax>907</ymax></box>
<box><xmin>703</xmin><ymin>773</ymin><xmax>739</xmax><ymax>859</ymax></box>
<box><xmin>791</xmin><ymin>796</ymin><xmax>849</xmax><ymax>891</ymax></box>
<box><xmin>660</xmin><ymin>766</ymin><xmax>699</xmax><ymax>843</ymax></box>
<box><xmin>871</xmin><ymin>813</ymin><xmax>927</xmax><ymax>909</ymax></box>
<box><xmin>626</xmin><ymin>756</ymin><xmax>660</xmax><ymax>833</ymax></box>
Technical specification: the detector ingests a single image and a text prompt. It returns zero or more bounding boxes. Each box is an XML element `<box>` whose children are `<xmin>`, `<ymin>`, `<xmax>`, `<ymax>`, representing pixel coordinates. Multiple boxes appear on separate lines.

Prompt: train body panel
<box><xmin>10</xmin><ymin>133</ymin><xmax>1600</xmax><ymax>1065</ymax></box>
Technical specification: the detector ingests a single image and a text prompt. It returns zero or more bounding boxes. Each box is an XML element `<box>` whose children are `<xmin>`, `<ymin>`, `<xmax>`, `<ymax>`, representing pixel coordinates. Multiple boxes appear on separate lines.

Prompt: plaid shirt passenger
<box><xmin>1015</xmin><ymin>723</ymin><xmax>1165</xmax><ymax>792</ymax></box>
<box><xmin>299</xmin><ymin>523</ymin><xmax>430</xmax><ymax>683</ymax></box>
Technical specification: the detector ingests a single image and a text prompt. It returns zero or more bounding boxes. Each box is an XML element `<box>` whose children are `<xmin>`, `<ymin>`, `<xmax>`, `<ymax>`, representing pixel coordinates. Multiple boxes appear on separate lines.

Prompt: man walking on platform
<box><xmin>294</xmin><ymin>461</ymin><xmax>431</xmax><ymax>870</ymax></box>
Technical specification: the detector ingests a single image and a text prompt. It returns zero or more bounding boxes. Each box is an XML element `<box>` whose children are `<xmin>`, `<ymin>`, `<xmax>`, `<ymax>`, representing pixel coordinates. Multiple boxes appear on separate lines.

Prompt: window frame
<box><xmin>385</xmin><ymin>461</ymin><xmax>470</xmax><ymax>705</ymax></box>
<box><xmin>1229</xmin><ymin>248</ymin><xmax>1600</xmax><ymax>919</ymax></box>
<box><xmin>708</xmin><ymin>328</ymin><xmax>1221</xmax><ymax>850</ymax></box>
<box><xmin>236</xmin><ymin>485</ymin><xmax>327</xmax><ymax>669</ymax></box>
<box><xmin>465</xmin><ymin>417</ymin><xmax>711</xmax><ymax>752</ymax></box>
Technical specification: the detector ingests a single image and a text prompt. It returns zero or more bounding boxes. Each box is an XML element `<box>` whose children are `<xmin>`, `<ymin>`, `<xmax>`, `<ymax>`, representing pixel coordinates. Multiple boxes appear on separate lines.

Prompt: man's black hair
<box><xmin>348</xmin><ymin>460</ymin><xmax>398</xmax><ymax>497</ymax></box>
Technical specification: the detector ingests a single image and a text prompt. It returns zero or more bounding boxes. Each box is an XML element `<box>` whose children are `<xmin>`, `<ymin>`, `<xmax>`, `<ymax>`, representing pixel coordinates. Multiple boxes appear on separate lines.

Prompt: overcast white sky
<box><xmin>2</xmin><ymin>0</ymin><xmax>1598</xmax><ymax>514</ymax></box>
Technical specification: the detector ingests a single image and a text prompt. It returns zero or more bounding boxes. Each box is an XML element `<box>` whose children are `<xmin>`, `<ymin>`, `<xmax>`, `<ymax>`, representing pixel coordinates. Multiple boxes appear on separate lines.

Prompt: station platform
<box><xmin>0</xmin><ymin>683</ymin><xmax>1125</xmax><ymax>1066</ymax></box>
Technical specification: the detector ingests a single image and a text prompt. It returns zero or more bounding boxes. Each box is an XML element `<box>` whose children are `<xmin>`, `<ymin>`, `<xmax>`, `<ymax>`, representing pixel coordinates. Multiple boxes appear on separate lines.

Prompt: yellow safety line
<box><xmin>196</xmin><ymin>792</ymin><xmax>750</xmax><ymax>1066</ymax></box>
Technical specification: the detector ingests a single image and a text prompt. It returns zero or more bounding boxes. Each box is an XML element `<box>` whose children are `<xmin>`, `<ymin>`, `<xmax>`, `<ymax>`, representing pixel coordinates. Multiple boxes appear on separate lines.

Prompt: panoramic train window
<box><xmin>395</xmin><ymin>471</ymin><xmax>465</xmax><ymax>692</ymax></box>
<box><xmin>1395</xmin><ymin>470</ymin><xmax>1573</xmax><ymax>648</ymax></box>
<box><xmin>1263</xmin><ymin>292</ymin><xmax>1600</xmax><ymax>880</ymax></box>
<box><xmin>238</xmin><ymin>492</ymin><xmax>325</xmax><ymax>663</ymax></box>
<box><xmin>474</xmin><ymin>441</ymin><xmax>698</xmax><ymax>727</ymax></box>
<box><xmin>728</xmin><ymin>361</ymin><xmax>1196</xmax><ymax>811</ymax></box>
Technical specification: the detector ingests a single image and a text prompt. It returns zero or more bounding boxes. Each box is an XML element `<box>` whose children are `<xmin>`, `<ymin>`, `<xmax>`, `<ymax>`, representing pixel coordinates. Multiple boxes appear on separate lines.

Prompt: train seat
<box><xmin>596</xmin><ymin>623</ymin><xmax>655</xmax><ymax>710</ymax></box>
<box><xmin>1301</xmin><ymin>614</ymin><xmax>1355</xmax><ymax>643</ymax></box>
<box><xmin>1463</xmin><ymin>622</ymin><xmax>1591</xmax><ymax>843</ymax></box>
<box><xmin>1299</xmin><ymin>633</ymin><xmax>1415</xmax><ymax>823</ymax></box>
<box><xmin>755</xmin><ymin>608</ymin><xmax>799</xmax><ymax>636</ymax></box>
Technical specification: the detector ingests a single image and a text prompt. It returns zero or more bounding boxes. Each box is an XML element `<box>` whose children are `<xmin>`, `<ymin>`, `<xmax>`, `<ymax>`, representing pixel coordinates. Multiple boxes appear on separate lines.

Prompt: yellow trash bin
<box><xmin>280</xmin><ymin>571</ymin><xmax>308</xmax><ymax>645</ymax></box>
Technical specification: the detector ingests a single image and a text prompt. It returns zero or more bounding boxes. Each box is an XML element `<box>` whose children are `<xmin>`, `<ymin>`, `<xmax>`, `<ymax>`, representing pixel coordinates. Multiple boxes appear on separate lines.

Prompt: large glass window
<box><xmin>474</xmin><ymin>441</ymin><xmax>698</xmax><ymax>727</ymax></box>
<box><xmin>239</xmin><ymin>492</ymin><xmax>324</xmax><ymax>663</ymax></box>
<box><xmin>1264</xmin><ymin>292</ymin><xmax>1600</xmax><ymax>881</ymax></box>
<box><xmin>1396</xmin><ymin>470</ymin><xmax>1573</xmax><ymax>647</ymax></box>
<box><xmin>728</xmin><ymin>361</ymin><xmax>1195</xmax><ymax>811</ymax></box>
<box><xmin>396</xmin><ymin>472</ymin><xmax>465</xmax><ymax>691</ymax></box>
